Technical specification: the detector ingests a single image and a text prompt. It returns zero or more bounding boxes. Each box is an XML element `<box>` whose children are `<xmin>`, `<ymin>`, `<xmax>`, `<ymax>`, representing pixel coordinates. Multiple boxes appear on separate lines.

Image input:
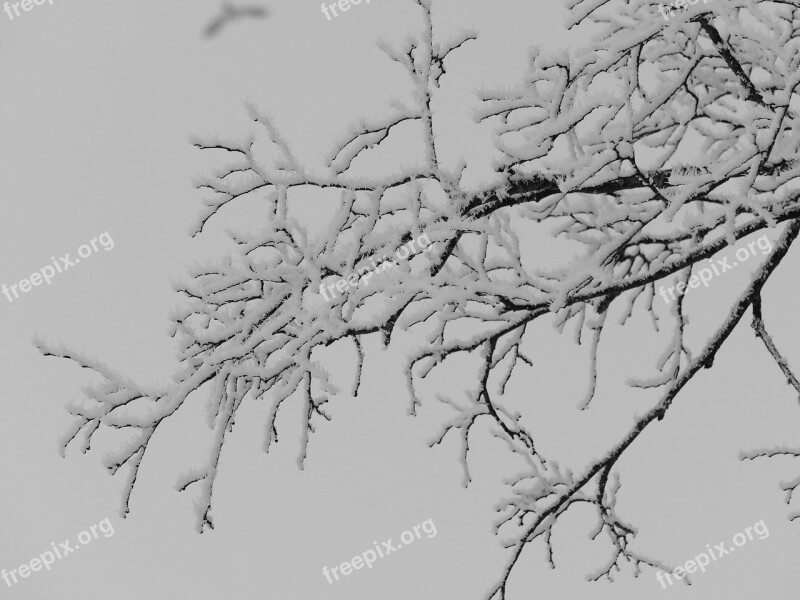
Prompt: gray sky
<box><xmin>1</xmin><ymin>0</ymin><xmax>798</xmax><ymax>598</ymax></box>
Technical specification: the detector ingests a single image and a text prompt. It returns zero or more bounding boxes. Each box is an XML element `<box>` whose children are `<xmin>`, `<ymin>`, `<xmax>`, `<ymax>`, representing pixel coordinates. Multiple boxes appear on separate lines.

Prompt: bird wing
<box><xmin>204</xmin><ymin>15</ymin><xmax>227</xmax><ymax>37</ymax></box>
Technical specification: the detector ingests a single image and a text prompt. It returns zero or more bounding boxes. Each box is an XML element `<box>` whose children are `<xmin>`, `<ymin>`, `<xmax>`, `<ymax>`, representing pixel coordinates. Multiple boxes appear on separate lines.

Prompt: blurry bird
<box><xmin>204</xmin><ymin>2</ymin><xmax>269</xmax><ymax>38</ymax></box>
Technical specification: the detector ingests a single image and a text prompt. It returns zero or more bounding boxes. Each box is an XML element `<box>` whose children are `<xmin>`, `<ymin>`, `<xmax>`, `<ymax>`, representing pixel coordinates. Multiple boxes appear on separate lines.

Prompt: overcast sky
<box><xmin>1</xmin><ymin>1</ymin><xmax>799</xmax><ymax>598</ymax></box>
